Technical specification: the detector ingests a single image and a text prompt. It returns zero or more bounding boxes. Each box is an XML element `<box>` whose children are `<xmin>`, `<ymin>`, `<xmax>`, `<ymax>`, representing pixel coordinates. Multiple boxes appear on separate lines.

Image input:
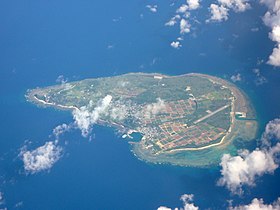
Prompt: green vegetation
<box><xmin>26</xmin><ymin>72</ymin><xmax>258</xmax><ymax>167</ymax></box>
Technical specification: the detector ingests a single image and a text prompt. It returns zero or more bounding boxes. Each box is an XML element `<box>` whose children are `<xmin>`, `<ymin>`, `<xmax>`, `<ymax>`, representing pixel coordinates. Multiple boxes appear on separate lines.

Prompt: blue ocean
<box><xmin>0</xmin><ymin>0</ymin><xmax>280</xmax><ymax>209</ymax></box>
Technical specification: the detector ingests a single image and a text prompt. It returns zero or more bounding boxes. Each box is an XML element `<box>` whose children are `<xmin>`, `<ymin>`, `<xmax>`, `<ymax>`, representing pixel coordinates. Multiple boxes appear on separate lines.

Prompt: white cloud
<box><xmin>56</xmin><ymin>75</ymin><xmax>68</xmax><ymax>84</ymax></box>
<box><xmin>218</xmin><ymin>148</ymin><xmax>279</xmax><ymax>194</ymax></box>
<box><xmin>251</xmin><ymin>27</ymin><xmax>259</xmax><ymax>32</ymax></box>
<box><xmin>230</xmin><ymin>73</ymin><xmax>242</xmax><ymax>82</ymax></box>
<box><xmin>72</xmin><ymin>95</ymin><xmax>112</xmax><ymax>137</ymax></box>
<box><xmin>218</xmin><ymin>0</ymin><xmax>250</xmax><ymax>12</ymax></box>
<box><xmin>218</xmin><ymin>118</ymin><xmax>280</xmax><ymax>194</ymax></box>
<box><xmin>157</xmin><ymin>194</ymin><xmax>199</xmax><ymax>210</ymax></box>
<box><xmin>262</xmin><ymin>118</ymin><xmax>280</xmax><ymax>145</ymax></box>
<box><xmin>262</xmin><ymin>11</ymin><xmax>280</xmax><ymax>29</ymax></box>
<box><xmin>255</xmin><ymin>76</ymin><xmax>268</xmax><ymax>85</ymax></box>
<box><xmin>187</xmin><ymin>0</ymin><xmax>200</xmax><ymax>10</ymax></box>
<box><xmin>230</xmin><ymin>197</ymin><xmax>280</xmax><ymax>210</ymax></box>
<box><xmin>146</xmin><ymin>5</ymin><xmax>158</xmax><ymax>13</ymax></box>
<box><xmin>157</xmin><ymin>194</ymin><xmax>280</xmax><ymax>210</ymax></box>
<box><xmin>261</xmin><ymin>0</ymin><xmax>280</xmax><ymax>27</ymax></box>
<box><xmin>73</xmin><ymin>107</ymin><xmax>93</xmax><ymax>137</ymax></box>
<box><xmin>166</xmin><ymin>19</ymin><xmax>177</xmax><ymax>26</ymax></box>
<box><xmin>268</xmin><ymin>45</ymin><xmax>280</xmax><ymax>66</ymax></box>
<box><xmin>145</xmin><ymin>98</ymin><xmax>166</xmax><ymax>118</ymax></box>
<box><xmin>165</xmin><ymin>0</ymin><xmax>199</xmax><ymax>41</ymax></box>
<box><xmin>52</xmin><ymin>123</ymin><xmax>71</xmax><ymax>139</ymax></box>
<box><xmin>165</xmin><ymin>15</ymin><xmax>181</xmax><ymax>26</ymax></box>
<box><xmin>110</xmin><ymin>105</ymin><xmax>128</xmax><ymax>121</ymax></box>
<box><xmin>253</xmin><ymin>69</ymin><xmax>261</xmax><ymax>76</ymax></box>
<box><xmin>19</xmin><ymin>96</ymin><xmax>113</xmax><ymax>176</ymax></box>
<box><xmin>112</xmin><ymin>16</ymin><xmax>122</xmax><ymax>22</ymax></box>
<box><xmin>15</xmin><ymin>201</ymin><xmax>24</xmax><ymax>208</ymax></box>
<box><xmin>208</xmin><ymin>0</ymin><xmax>250</xmax><ymax>22</ymax></box>
<box><xmin>177</xmin><ymin>4</ymin><xmax>189</xmax><ymax>13</ymax></box>
<box><xmin>0</xmin><ymin>192</ymin><xmax>3</xmax><ymax>204</ymax></box>
<box><xmin>253</xmin><ymin>69</ymin><xmax>267</xmax><ymax>85</ymax></box>
<box><xmin>208</xmin><ymin>4</ymin><xmax>229</xmax><ymax>22</ymax></box>
<box><xmin>261</xmin><ymin>0</ymin><xmax>280</xmax><ymax>67</ymax></box>
<box><xmin>180</xmin><ymin>19</ymin><xmax>191</xmax><ymax>34</ymax></box>
<box><xmin>269</xmin><ymin>26</ymin><xmax>280</xmax><ymax>42</ymax></box>
<box><xmin>21</xmin><ymin>141</ymin><xmax>62</xmax><ymax>174</ymax></box>
<box><xmin>107</xmin><ymin>44</ymin><xmax>114</xmax><ymax>49</ymax></box>
<box><xmin>171</xmin><ymin>41</ymin><xmax>182</xmax><ymax>49</ymax></box>
<box><xmin>158</xmin><ymin>207</ymin><xmax>171</xmax><ymax>210</ymax></box>
<box><xmin>151</xmin><ymin>57</ymin><xmax>159</xmax><ymax>66</ymax></box>
<box><xmin>180</xmin><ymin>194</ymin><xmax>199</xmax><ymax>210</ymax></box>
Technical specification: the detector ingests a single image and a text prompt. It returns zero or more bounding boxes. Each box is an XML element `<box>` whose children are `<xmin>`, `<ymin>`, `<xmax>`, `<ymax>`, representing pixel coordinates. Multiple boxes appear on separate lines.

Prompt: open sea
<box><xmin>0</xmin><ymin>0</ymin><xmax>280</xmax><ymax>209</ymax></box>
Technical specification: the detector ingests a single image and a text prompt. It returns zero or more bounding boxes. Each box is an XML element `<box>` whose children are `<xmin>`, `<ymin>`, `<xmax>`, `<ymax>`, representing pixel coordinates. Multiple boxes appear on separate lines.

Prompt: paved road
<box><xmin>194</xmin><ymin>104</ymin><xmax>230</xmax><ymax>124</ymax></box>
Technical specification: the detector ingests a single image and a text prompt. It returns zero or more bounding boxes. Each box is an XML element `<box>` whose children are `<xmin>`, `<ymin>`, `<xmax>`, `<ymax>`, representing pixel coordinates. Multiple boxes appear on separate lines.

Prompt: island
<box><xmin>26</xmin><ymin>73</ymin><xmax>258</xmax><ymax>167</ymax></box>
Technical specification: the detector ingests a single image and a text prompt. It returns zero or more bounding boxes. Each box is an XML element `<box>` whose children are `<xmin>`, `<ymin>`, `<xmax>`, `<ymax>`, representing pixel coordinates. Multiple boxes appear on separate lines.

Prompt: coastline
<box><xmin>26</xmin><ymin>89</ymin><xmax>79</xmax><ymax>111</ymax></box>
<box><xmin>26</xmin><ymin>72</ymin><xmax>259</xmax><ymax>167</ymax></box>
